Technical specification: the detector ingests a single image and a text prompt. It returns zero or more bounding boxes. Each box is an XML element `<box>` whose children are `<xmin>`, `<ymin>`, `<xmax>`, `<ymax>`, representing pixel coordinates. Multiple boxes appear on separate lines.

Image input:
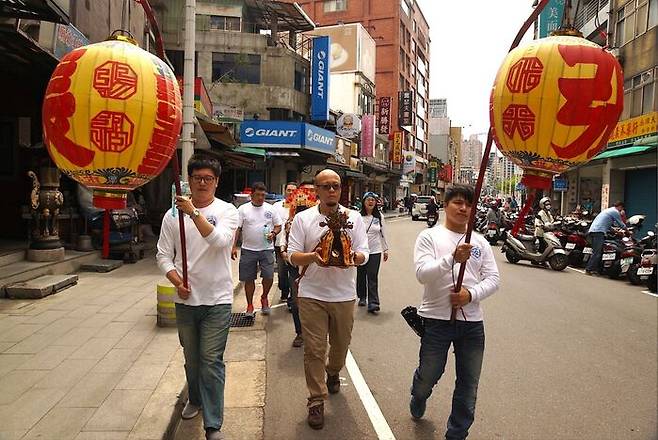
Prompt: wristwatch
<box><xmin>191</xmin><ymin>208</ymin><xmax>201</xmax><ymax>219</ymax></box>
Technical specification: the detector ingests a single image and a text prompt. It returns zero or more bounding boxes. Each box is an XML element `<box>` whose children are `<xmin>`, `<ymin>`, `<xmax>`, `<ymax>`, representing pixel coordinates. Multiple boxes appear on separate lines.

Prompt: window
<box><xmin>616</xmin><ymin>0</ymin><xmax>657</xmax><ymax>45</ymax></box>
<box><xmin>622</xmin><ymin>68</ymin><xmax>656</xmax><ymax>118</ymax></box>
<box><xmin>294</xmin><ymin>63</ymin><xmax>307</xmax><ymax>92</ymax></box>
<box><xmin>209</xmin><ymin>15</ymin><xmax>241</xmax><ymax>31</ymax></box>
<box><xmin>324</xmin><ymin>0</ymin><xmax>347</xmax><ymax>12</ymax></box>
<box><xmin>212</xmin><ymin>53</ymin><xmax>261</xmax><ymax>84</ymax></box>
<box><xmin>399</xmin><ymin>48</ymin><xmax>406</xmax><ymax>71</ymax></box>
<box><xmin>400</xmin><ymin>0</ymin><xmax>410</xmax><ymax>16</ymax></box>
<box><xmin>166</xmin><ymin>50</ymin><xmax>198</xmax><ymax>76</ymax></box>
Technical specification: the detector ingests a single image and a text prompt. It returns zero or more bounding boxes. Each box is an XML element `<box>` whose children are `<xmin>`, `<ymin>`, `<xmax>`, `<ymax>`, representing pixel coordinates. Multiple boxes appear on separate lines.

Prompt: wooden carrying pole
<box><xmin>451</xmin><ymin>0</ymin><xmax>551</xmax><ymax>322</ymax></box>
<box><xmin>136</xmin><ymin>0</ymin><xmax>189</xmax><ymax>288</ymax></box>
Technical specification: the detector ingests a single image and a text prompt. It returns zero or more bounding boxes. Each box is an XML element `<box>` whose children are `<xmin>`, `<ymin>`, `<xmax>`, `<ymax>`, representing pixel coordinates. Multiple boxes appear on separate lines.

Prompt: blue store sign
<box><xmin>311</xmin><ymin>36</ymin><xmax>330</xmax><ymax>122</ymax></box>
<box><xmin>553</xmin><ymin>178</ymin><xmax>568</xmax><ymax>192</ymax></box>
<box><xmin>240</xmin><ymin>120</ymin><xmax>335</xmax><ymax>155</ymax></box>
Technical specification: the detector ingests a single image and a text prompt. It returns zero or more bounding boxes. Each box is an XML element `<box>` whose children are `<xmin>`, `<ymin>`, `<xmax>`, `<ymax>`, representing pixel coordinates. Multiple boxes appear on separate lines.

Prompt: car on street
<box><xmin>412</xmin><ymin>195</ymin><xmax>434</xmax><ymax>220</ymax></box>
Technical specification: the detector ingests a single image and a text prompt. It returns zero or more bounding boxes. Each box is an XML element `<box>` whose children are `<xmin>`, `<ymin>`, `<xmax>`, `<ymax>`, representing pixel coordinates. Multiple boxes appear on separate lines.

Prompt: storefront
<box><xmin>239</xmin><ymin>120</ymin><xmax>335</xmax><ymax>195</ymax></box>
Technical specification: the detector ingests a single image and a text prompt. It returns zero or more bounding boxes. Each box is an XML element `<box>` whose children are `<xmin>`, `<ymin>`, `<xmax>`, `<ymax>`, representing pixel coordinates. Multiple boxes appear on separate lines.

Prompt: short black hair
<box><xmin>613</xmin><ymin>200</ymin><xmax>624</xmax><ymax>208</ymax></box>
<box><xmin>444</xmin><ymin>184</ymin><xmax>475</xmax><ymax>205</ymax></box>
<box><xmin>187</xmin><ymin>153</ymin><xmax>221</xmax><ymax>178</ymax></box>
<box><xmin>286</xmin><ymin>181</ymin><xmax>298</xmax><ymax>188</ymax></box>
<box><xmin>252</xmin><ymin>182</ymin><xmax>267</xmax><ymax>192</ymax></box>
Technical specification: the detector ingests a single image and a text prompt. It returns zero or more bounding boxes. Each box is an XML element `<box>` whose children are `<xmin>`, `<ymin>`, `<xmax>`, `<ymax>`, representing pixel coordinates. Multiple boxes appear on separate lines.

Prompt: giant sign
<box><xmin>240</xmin><ymin>120</ymin><xmax>335</xmax><ymax>155</ymax></box>
<box><xmin>311</xmin><ymin>36</ymin><xmax>330</xmax><ymax>122</ymax></box>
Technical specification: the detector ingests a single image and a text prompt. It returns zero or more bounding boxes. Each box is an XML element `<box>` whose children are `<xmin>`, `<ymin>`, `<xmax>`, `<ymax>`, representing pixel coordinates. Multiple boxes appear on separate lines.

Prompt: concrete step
<box><xmin>0</xmin><ymin>250</ymin><xmax>26</xmax><ymax>268</ymax></box>
<box><xmin>5</xmin><ymin>274</ymin><xmax>79</xmax><ymax>299</ymax></box>
<box><xmin>0</xmin><ymin>250</ymin><xmax>99</xmax><ymax>298</ymax></box>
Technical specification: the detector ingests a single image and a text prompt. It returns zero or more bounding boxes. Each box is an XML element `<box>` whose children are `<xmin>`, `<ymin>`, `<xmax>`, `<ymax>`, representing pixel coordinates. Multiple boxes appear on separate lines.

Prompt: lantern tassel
<box><xmin>450</xmin><ymin>0</ymin><xmax>552</xmax><ymax>324</ymax></box>
<box><xmin>136</xmin><ymin>0</ymin><xmax>189</xmax><ymax>289</ymax></box>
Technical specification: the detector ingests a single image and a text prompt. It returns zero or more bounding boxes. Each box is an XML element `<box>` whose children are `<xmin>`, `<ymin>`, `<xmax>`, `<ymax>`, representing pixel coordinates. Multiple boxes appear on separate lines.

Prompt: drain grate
<box><xmin>230</xmin><ymin>312</ymin><xmax>255</xmax><ymax>328</ymax></box>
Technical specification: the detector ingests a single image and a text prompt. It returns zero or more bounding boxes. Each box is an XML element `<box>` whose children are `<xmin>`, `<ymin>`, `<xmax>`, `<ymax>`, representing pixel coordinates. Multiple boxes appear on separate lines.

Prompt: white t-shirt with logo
<box><xmin>238</xmin><ymin>202</ymin><xmax>282</xmax><ymax>251</ymax></box>
<box><xmin>414</xmin><ymin>225</ymin><xmax>500</xmax><ymax>322</ymax></box>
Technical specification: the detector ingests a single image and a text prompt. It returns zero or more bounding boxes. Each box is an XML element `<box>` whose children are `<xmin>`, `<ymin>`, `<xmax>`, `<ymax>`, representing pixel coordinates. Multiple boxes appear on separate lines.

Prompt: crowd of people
<box><xmin>155</xmin><ymin>154</ymin><xmax>503</xmax><ymax>439</ymax></box>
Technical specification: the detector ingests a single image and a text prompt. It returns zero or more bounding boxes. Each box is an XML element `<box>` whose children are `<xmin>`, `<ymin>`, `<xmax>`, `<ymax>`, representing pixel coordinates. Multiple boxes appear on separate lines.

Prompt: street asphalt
<box><xmin>264</xmin><ymin>215</ymin><xmax>657</xmax><ymax>440</ymax></box>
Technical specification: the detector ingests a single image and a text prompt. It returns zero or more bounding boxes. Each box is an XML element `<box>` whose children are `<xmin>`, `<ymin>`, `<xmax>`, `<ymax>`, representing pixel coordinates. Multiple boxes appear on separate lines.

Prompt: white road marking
<box><xmin>641</xmin><ymin>290</ymin><xmax>658</xmax><ymax>298</ymax></box>
<box><xmin>567</xmin><ymin>267</ymin><xmax>586</xmax><ymax>274</ymax></box>
<box><xmin>345</xmin><ymin>350</ymin><xmax>396</xmax><ymax>440</ymax></box>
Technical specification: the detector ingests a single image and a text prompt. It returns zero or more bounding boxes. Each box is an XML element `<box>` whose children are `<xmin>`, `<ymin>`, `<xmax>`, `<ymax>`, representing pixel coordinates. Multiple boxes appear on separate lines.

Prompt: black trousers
<box><xmin>357</xmin><ymin>253</ymin><xmax>381</xmax><ymax>308</ymax></box>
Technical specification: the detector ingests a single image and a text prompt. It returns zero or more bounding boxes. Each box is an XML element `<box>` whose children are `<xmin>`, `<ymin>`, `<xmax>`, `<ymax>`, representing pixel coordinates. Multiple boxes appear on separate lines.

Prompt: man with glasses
<box><xmin>232</xmin><ymin>182</ymin><xmax>282</xmax><ymax>317</ymax></box>
<box><xmin>287</xmin><ymin>169</ymin><xmax>369</xmax><ymax>430</ymax></box>
<box><xmin>156</xmin><ymin>154</ymin><xmax>239</xmax><ymax>440</ymax></box>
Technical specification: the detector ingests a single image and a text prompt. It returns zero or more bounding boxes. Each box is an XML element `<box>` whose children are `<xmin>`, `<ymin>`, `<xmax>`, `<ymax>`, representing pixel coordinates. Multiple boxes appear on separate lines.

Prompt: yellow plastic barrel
<box><xmin>157</xmin><ymin>283</ymin><xmax>177</xmax><ymax>327</ymax></box>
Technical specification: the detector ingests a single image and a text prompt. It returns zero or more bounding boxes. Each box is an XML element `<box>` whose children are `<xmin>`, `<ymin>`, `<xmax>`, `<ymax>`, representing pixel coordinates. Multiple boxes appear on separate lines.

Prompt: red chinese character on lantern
<box><xmin>551</xmin><ymin>45</ymin><xmax>623</xmax><ymax>159</ymax></box>
<box><xmin>502</xmin><ymin>104</ymin><xmax>535</xmax><ymax>140</ymax></box>
<box><xmin>43</xmin><ymin>48</ymin><xmax>96</xmax><ymax>167</ymax></box>
<box><xmin>506</xmin><ymin>57</ymin><xmax>543</xmax><ymax>93</ymax></box>
<box><xmin>90</xmin><ymin>111</ymin><xmax>135</xmax><ymax>153</ymax></box>
<box><xmin>93</xmin><ymin>61</ymin><xmax>138</xmax><ymax>100</ymax></box>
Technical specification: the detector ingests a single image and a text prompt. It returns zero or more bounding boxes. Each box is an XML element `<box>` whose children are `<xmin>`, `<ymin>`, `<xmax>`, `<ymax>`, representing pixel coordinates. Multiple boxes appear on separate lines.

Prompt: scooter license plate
<box><xmin>583</xmin><ymin>247</ymin><xmax>593</xmax><ymax>254</ymax></box>
<box><xmin>637</xmin><ymin>267</ymin><xmax>654</xmax><ymax>275</ymax></box>
<box><xmin>487</xmin><ymin>230</ymin><xmax>496</xmax><ymax>236</ymax></box>
<box><xmin>565</xmin><ymin>243</ymin><xmax>576</xmax><ymax>250</ymax></box>
<box><xmin>602</xmin><ymin>253</ymin><xmax>616</xmax><ymax>261</ymax></box>
<box><xmin>621</xmin><ymin>257</ymin><xmax>633</xmax><ymax>266</ymax></box>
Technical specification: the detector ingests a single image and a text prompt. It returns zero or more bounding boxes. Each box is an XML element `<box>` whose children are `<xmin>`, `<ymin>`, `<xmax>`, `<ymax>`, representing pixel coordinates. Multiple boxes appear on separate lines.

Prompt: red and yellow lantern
<box><xmin>490</xmin><ymin>35</ymin><xmax>623</xmax><ymax>190</ymax></box>
<box><xmin>42</xmin><ymin>35</ymin><xmax>182</xmax><ymax>209</ymax></box>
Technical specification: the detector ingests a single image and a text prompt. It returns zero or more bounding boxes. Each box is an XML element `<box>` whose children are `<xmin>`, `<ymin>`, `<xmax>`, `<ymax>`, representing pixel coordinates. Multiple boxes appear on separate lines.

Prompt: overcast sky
<box><xmin>416</xmin><ymin>0</ymin><xmax>535</xmax><ymax>141</ymax></box>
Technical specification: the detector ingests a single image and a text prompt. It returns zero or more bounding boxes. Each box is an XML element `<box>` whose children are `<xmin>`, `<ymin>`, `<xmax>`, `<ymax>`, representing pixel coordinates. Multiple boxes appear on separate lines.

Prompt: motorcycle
<box><xmin>501</xmin><ymin>223</ymin><xmax>569</xmax><ymax>271</ymax></box>
<box><xmin>627</xmin><ymin>230</ymin><xmax>656</xmax><ymax>290</ymax></box>
<box><xmin>599</xmin><ymin>215</ymin><xmax>645</xmax><ymax>279</ymax></box>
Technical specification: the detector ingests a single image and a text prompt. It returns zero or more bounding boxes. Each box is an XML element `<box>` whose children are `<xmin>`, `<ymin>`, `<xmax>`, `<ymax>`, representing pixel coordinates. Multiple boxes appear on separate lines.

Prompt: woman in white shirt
<box><xmin>357</xmin><ymin>192</ymin><xmax>389</xmax><ymax>314</ymax></box>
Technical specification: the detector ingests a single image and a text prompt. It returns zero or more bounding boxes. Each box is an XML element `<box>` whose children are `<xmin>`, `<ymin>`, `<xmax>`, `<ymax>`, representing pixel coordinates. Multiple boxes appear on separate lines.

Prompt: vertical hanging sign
<box><xmin>377</xmin><ymin>96</ymin><xmax>391</xmax><ymax>135</ymax></box>
<box><xmin>360</xmin><ymin>114</ymin><xmax>375</xmax><ymax>158</ymax></box>
<box><xmin>311</xmin><ymin>36</ymin><xmax>330</xmax><ymax>121</ymax></box>
<box><xmin>398</xmin><ymin>90</ymin><xmax>414</xmax><ymax>127</ymax></box>
<box><xmin>392</xmin><ymin>131</ymin><xmax>403</xmax><ymax>164</ymax></box>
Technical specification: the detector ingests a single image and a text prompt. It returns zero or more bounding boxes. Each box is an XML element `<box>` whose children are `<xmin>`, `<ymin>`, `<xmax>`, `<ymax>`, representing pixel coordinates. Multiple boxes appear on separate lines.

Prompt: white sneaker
<box><xmin>181</xmin><ymin>400</ymin><xmax>200</xmax><ymax>419</ymax></box>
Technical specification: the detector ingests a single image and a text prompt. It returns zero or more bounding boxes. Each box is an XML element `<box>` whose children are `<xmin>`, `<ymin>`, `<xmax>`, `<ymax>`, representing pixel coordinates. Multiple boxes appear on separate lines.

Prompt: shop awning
<box><xmin>233</xmin><ymin>147</ymin><xmax>266</xmax><ymax>158</ymax></box>
<box><xmin>594</xmin><ymin>144</ymin><xmax>655</xmax><ymax>159</ymax></box>
<box><xmin>345</xmin><ymin>170</ymin><xmax>368</xmax><ymax>180</ymax></box>
<box><xmin>197</xmin><ymin>114</ymin><xmax>238</xmax><ymax>147</ymax></box>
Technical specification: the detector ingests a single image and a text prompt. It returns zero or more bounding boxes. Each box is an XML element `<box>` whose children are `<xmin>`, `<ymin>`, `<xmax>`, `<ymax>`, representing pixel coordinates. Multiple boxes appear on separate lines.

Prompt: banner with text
<box><xmin>392</xmin><ymin>131</ymin><xmax>403</xmax><ymax>164</ymax></box>
<box><xmin>402</xmin><ymin>151</ymin><xmax>416</xmax><ymax>174</ymax></box>
<box><xmin>360</xmin><ymin>115</ymin><xmax>375</xmax><ymax>158</ymax></box>
<box><xmin>377</xmin><ymin>96</ymin><xmax>391</xmax><ymax>135</ymax></box>
<box><xmin>311</xmin><ymin>36</ymin><xmax>330</xmax><ymax>121</ymax></box>
<box><xmin>398</xmin><ymin>91</ymin><xmax>414</xmax><ymax>127</ymax></box>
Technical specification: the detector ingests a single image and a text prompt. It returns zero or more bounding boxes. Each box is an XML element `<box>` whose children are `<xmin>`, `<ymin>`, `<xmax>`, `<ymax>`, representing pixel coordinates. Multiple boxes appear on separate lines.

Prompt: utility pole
<box><xmin>181</xmin><ymin>0</ymin><xmax>196</xmax><ymax>180</ymax></box>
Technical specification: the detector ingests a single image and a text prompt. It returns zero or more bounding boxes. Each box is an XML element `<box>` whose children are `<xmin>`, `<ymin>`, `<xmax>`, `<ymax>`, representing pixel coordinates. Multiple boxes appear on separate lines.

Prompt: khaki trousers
<box><xmin>298</xmin><ymin>297</ymin><xmax>355</xmax><ymax>406</ymax></box>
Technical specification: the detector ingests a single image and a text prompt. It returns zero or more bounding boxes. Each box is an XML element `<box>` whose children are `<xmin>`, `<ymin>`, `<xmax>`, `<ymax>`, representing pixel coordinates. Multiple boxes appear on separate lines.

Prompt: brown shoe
<box><xmin>307</xmin><ymin>403</ymin><xmax>324</xmax><ymax>429</ymax></box>
<box><xmin>292</xmin><ymin>334</ymin><xmax>303</xmax><ymax>348</ymax></box>
<box><xmin>326</xmin><ymin>374</ymin><xmax>340</xmax><ymax>394</ymax></box>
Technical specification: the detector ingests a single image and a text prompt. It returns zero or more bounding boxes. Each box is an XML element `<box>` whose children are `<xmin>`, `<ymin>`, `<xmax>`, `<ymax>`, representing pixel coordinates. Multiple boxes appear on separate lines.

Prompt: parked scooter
<box><xmin>501</xmin><ymin>223</ymin><xmax>569</xmax><ymax>271</ymax></box>
<box><xmin>599</xmin><ymin>215</ymin><xmax>645</xmax><ymax>279</ymax></box>
<box><xmin>627</xmin><ymin>229</ymin><xmax>656</xmax><ymax>289</ymax></box>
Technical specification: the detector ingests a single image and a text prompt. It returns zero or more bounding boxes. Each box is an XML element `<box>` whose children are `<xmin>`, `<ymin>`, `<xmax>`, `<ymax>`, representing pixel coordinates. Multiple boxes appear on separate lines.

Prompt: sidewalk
<box><xmin>0</xmin><ymin>251</ymin><xmax>263</xmax><ymax>440</ymax></box>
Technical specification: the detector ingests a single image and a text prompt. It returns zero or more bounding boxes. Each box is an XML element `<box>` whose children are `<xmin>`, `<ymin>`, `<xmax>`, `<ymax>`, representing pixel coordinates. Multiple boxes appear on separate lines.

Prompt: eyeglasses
<box><xmin>190</xmin><ymin>175</ymin><xmax>216</xmax><ymax>184</ymax></box>
<box><xmin>316</xmin><ymin>183</ymin><xmax>341</xmax><ymax>191</ymax></box>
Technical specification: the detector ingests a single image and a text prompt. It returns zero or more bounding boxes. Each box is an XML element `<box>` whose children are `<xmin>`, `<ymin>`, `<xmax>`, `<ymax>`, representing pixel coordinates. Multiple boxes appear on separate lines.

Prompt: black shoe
<box><xmin>358</xmin><ymin>299</ymin><xmax>366</xmax><ymax>307</ymax></box>
<box><xmin>326</xmin><ymin>374</ymin><xmax>340</xmax><ymax>394</ymax></box>
<box><xmin>367</xmin><ymin>306</ymin><xmax>380</xmax><ymax>314</ymax></box>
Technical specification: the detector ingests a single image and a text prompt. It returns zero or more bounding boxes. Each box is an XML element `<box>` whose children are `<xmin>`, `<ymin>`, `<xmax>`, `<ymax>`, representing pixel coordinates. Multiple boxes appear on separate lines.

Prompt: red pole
<box><xmin>136</xmin><ymin>0</ymin><xmax>189</xmax><ymax>288</ymax></box>
<box><xmin>451</xmin><ymin>0</ymin><xmax>551</xmax><ymax>322</ymax></box>
<box><xmin>102</xmin><ymin>209</ymin><xmax>110</xmax><ymax>259</ymax></box>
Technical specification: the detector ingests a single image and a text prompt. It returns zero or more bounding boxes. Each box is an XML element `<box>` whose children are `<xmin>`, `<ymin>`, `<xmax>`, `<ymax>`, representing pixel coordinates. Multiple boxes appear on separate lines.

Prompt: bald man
<box><xmin>287</xmin><ymin>169</ymin><xmax>369</xmax><ymax>430</ymax></box>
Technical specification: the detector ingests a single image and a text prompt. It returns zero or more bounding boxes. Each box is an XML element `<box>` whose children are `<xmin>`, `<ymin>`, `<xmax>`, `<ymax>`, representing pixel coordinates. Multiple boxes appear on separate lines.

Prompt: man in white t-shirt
<box><xmin>231</xmin><ymin>182</ymin><xmax>282</xmax><ymax>317</ymax></box>
<box><xmin>410</xmin><ymin>184</ymin><xmax>500</xmax><ymax>440</ymax></box>
<box><xmin>156</xmin><ymin>154</ymin><xmax>238</xmax><ymax>440</ymax></box>
<box><xmin>272</xmin><ymin>182</ymin><xmax>298</xmax><ymax>304</ymax></box>
<box><xmin>287</xmin><ymin>169</ymin><xmax>369</xmax><ymax>430</ymax></box>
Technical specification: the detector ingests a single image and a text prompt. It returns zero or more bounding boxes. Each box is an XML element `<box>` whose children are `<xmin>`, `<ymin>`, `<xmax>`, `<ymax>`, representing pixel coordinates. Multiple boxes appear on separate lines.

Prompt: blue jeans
<box><xmin>175</xmin><ymin>303</ymin><xmax>231</xmax><ymax>430</ymax></box>
<box><xmin>585</xmin><ymin>232</ymin><xmax>605</xmax><ymax>273</ymax></box>
<box><xmin>411</xmin><ymin>319</ymin><xmax>485</xmax><ymax>440</ymax></box>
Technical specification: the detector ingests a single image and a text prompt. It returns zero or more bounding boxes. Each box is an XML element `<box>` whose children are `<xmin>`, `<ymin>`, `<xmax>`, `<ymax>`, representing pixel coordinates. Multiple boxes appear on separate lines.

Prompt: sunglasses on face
<box><xmin>190</xmin><ymin>175</ymin><xmax>216</xmax><ymax>184</ymax></box>
<box><xmin>316</xmin><ymin>183</ymin><xmax>341</xmax><ymax>191</ymax></box>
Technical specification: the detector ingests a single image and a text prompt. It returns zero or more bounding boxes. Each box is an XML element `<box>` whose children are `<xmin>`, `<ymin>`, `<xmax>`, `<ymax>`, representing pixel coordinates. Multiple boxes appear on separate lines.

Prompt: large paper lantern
<box><xmin>42</xmin><ymin>35</ymin><xmax>182</xmax><ymax>209</ymax></box>
<box><xmin>490</xmin><ymin>35</ymin><xmax>623</xmax><ymax>190</ymax></box>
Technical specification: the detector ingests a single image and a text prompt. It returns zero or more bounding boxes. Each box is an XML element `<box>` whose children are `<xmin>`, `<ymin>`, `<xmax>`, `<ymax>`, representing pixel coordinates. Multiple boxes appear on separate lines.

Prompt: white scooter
<box><xmin>501</xmin><ymin>224</ymin><xmax>569</xmax><ymax>271</ymax></box>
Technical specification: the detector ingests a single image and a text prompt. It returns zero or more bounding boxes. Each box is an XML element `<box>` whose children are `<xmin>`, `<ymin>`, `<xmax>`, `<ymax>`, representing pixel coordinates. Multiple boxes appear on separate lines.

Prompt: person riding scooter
<box><xmin>426</xmin><ymin>197</ymin><xmax>439</xmax><ymax>227</ymax></box>
<box><xmin>535</xmin><ymin>197</ymin><xmax>557</xmax><ymax>253</ymax></box>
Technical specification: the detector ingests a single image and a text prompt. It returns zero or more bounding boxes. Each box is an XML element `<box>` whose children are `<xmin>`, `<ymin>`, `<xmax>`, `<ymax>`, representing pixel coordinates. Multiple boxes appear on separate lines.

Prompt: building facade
<box><xmin>280</xmin><ymin>0</ymin><xmax>432</xmax><ymax>175</ymax></box>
